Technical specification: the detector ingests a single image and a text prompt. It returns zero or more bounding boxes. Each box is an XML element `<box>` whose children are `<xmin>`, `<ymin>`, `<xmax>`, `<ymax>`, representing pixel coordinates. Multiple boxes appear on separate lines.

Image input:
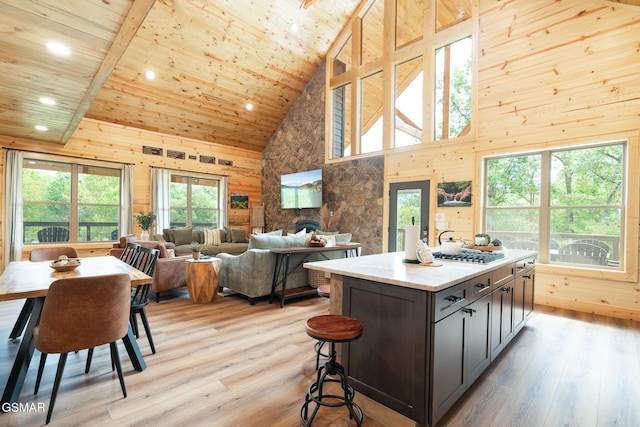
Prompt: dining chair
<box><xmin>130</xmin><ymin>246</ymin><xmax>160</xmax><ymax>354</ymax></box>
<box><xmin>33</xmin><ymin>273</ymin><xmax>131</xmax><ymax>424</ymax></box>
<box><xmin>119</xmin><ymin>242</ymin><xmax>140</xmax><ymax>266</ymax></box>
<box><xmin>9</xmin><ymin>247</ymin><xmax>80</xmax><ymax>340</ymax></box>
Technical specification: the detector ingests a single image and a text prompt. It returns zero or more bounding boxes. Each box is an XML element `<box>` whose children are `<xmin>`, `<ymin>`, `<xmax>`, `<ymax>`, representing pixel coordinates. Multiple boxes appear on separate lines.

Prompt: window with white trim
<box><xmin>169</xmin><ymin>174</ymin><xmax>222</xmax><ymax>229</ymax></box>
<box><xmin>484</xmin><ymin>141</ymin><xmax>625</xmax><ymax>269</ymax></box>
<box><xmin>23</xmin><ymin>159</ymin><xmax>121</xmax><ymax>243</ymax></box>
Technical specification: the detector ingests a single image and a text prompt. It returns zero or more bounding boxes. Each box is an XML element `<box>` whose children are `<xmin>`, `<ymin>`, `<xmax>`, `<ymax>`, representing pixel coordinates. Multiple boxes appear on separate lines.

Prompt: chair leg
<box><xmin>85</xmin><ymin>348</ymin><xmax>94</xmax><ymax>373</ymax></box>
<box><xmin>110</xmin><ymin>342</ymin><xmax>127</xmax><ymax>398</ymax></box>
<box><xmin>138</xmin><ymin>308</ymin><xmax>156</xmax><ymax>354</ymax></box>
<box><xmin>34</xmin><ymin>352</ymin><xmax>47</xmax><ymax>394</ymax></box>
<box><xmin>46</xmin><ymin>353</ymin><xmax>68</xmax><ymax>424</ymax></box>
<box><xmin>130</xmin><ymin>313</ymin><xmax>139</xmax><ymax>338</ymax></box>
<box><xmin>155</xmin><ymin>292</ymin><xmax>160</xmax><ymax>303</ymax></box>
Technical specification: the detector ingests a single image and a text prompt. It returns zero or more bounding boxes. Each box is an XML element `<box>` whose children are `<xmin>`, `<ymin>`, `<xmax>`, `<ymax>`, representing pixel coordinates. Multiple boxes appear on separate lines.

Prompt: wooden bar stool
<box><xmin>300</xmin><ymin>314</ymin><xmax>364</xmax><ymax>426</ymax></box>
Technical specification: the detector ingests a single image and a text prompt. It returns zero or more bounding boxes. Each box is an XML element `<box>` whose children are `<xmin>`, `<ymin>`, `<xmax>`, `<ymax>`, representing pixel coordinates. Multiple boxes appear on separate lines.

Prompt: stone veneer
<box><xmin>261</xmin><ymin>60</ymin><xmax>384</xmax><ymax>255</ymax></box>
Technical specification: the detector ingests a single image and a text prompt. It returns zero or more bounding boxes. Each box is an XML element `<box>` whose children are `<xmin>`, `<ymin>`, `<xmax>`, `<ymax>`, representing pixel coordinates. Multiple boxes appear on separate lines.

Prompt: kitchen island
<box><xmin>304</xmin><ymin>249</ymin><xmax>536</xmax><ymax>427</ymax></box>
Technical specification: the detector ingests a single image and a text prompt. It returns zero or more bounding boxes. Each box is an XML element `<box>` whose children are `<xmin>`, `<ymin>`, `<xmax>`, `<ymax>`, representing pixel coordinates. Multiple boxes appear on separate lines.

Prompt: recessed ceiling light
<box><xmin>35</xmin><ymin>125</ymin><xmax>48</xmax><ymax>132</ymax></box>
<box><xmin>291</xmin><ymin>23</ymin><xmax>299</xmax><ymax>32</ymax></box>
<box><xmin>145</xmin><ymin>70</ymin><xmax>156</xmax><ymax>80</ymax></box>
<box><xmin>45</xmin><ymin>41</ymin><xmax>71</xmax><ymax>56</ymax></box>
<box><xmin>245</xmin><ymin>103</ymin><xmax>254</xmax><ymax>111</ymax></box>
<box><xmin>39</xmin><ymin>97</ymin><xmax>56</xmax><ymax>106</ymax></box>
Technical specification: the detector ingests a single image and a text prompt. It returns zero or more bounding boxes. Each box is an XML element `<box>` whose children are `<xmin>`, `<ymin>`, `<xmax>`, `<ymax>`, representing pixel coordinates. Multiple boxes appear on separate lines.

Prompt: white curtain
<box><xmin>220</xmin><ymin>176</ymin><xmax>228</xmax><ymax>227</ymax></box>
<box><xmin>2</xmin><ymin>150</ymin><xmax>23</xmax><ymax>268</ymax></box>
<box><xmin>151</xmin><ymin>167</ymin><xmax>171</xmax><ymax>234</ymax></box>
<box><xmin>120</xmin><ymin>164</ymin><xmax>133</xmax><ymax>235</ymax></box>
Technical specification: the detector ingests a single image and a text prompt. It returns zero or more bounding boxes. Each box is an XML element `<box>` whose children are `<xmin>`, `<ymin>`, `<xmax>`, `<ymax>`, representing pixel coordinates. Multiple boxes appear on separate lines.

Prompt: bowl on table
<box><xmin>50</xmin><ymin>256</ymin><xmax>81</xmax><ymax>272</ymax></box>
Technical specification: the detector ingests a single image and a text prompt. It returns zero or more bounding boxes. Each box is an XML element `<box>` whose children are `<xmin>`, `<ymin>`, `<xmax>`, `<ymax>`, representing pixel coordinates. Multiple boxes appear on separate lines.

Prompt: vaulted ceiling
<box><xmin>2</xmin><ymin>0</ymin><xmax>639</xmax><ymax>153</ymax></box>
<box><xmin>0</xmin><ymin>0</ymin><xmax>360</xmax><ymax>152</ymax></box>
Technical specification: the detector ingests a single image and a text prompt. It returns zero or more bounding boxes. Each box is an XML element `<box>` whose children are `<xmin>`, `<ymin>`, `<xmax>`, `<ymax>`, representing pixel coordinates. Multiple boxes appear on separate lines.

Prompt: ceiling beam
<box><xmin>60</xmin><ymin>0</ymin><xmax>157</xmax><ymax>144</ymax></box>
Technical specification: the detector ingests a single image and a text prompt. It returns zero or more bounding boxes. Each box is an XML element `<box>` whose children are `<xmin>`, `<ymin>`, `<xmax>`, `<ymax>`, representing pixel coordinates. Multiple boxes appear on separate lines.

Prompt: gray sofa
<box><xmin>152</xmin><ymin>227</ymin><xmax>248</xmax><ymax>256</ymax></box>
<box><xmin>216</xmin><ymin>232</ymin><xmax>353</xmax><ymax>304</ymax></box>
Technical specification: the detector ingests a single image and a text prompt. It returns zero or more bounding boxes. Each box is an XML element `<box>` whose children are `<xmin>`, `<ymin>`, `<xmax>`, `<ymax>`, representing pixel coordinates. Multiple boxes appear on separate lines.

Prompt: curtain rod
<box><xmin>5</xmin><ymin>148</ymin><xmax>134</xmax><ymax>167</ymax></box>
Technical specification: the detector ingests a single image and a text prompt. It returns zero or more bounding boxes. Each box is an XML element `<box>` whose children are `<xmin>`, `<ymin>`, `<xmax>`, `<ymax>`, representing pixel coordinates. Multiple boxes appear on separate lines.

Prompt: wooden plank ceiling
<box><xmin>1</xmin><ymin>0</ymin><xmax>637</xmax><ymax>152</ymax></box>
<box><xmin>0</xmin><ymin>0</ymin><xmax>360</xmax><ymax>152</ymax></box>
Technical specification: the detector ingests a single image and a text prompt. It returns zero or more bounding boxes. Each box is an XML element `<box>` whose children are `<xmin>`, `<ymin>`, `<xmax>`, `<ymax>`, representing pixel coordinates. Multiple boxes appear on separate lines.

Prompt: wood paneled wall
<box><xmin>385</xmin><ymin>0</ymin><xmax>640</xmax><ymax>320</ymax></box>
<box><xmin>0</xmin><ymin>118</ymin><xmax>261</xmax><ymax>263</ymax></box>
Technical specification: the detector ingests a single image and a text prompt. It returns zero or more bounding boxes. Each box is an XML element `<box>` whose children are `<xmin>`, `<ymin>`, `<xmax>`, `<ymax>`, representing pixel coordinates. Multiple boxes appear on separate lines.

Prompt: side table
<box><xmin>185</xmin><ymin>258</ymin><xmax>221</xmax><ymax>303</ymax></box>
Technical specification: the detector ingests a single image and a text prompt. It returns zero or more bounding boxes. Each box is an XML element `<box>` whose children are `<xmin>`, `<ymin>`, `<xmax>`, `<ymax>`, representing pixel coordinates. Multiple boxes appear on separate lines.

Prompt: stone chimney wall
<box><xmin>262</xmin><ymin>60</ymin><xmax>383</xmax><ymax>254</ymax></box>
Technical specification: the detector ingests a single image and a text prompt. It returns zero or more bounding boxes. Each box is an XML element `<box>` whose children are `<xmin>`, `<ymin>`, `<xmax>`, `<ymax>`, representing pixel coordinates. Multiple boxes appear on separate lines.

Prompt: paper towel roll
<box><xmin>404</xmin><ymin>225</ymin><xmax>420</xmax><ymax>260</ymax></box>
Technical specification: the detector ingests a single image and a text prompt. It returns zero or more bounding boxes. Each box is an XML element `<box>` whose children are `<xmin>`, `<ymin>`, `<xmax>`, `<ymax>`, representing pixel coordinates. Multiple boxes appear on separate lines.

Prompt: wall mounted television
<box><xmin>281</xmin><ymin>169</ymin><xmax>322</xmax><ymax>209</ymax></box>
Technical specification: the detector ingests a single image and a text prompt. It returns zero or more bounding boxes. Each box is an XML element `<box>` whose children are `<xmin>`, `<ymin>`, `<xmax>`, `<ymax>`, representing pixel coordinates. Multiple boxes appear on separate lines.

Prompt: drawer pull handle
<box><xmin>462</xmin><ymin>308</ymin><xmax>476</xmax><ymax>316</ymax></box>
<box><xmin>517</xmin><ymin>265</ymin><xmax>525</xmax><ymax>270</ymax></box>
<box><xmin>445</xmin><ymin>295</ymin><xmax>463</xmax><ymax>303</ymax></box>
<box><xmin>500</xmin><ymin>287</ymin><xmax>511</xmax><ymax>293</ymax></box>
<box><xmin>474</xmin><ymin>283</ymin><xmax>490</xmax><ymax>289</ymax></box>
<box><xmin>523</xmin><ymin>274</ymin><xmax>531</xmax><ymax>279</ymax></box>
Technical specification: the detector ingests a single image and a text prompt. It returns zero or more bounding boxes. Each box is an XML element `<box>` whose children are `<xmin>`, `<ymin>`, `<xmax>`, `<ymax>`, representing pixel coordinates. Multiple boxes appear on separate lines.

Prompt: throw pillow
<box><xmin>204</xmin><ymin>228</ymin><xmax>221</xmax><ymax>246</ymax></box>
<box><xmin>173</xmin><ymin>227</ymin><xmax>193</xmax><ymax>246</ymax></box>
<box><xmin>224</xmin><ymin>226</ymin><xmax>233</xmax><ymax>242</ymax></box>
<box><xmin>162</xmin><ymin>228</ymin><xmax>173</xmax><ymax>243</ymax></box>
<box><xmin>219</xmin><ymin>228</ymin><xmax>227</xmax><ymax>242</ymax></box>
<box><xmin>308</xmin><ymin>233</ymin><xmax>352</xmax><ymax>246</ymax></box>
<box><xmin>231</xmin><ymin>228</ymin><xmax>248</xmax><ymax>243</ymax></box>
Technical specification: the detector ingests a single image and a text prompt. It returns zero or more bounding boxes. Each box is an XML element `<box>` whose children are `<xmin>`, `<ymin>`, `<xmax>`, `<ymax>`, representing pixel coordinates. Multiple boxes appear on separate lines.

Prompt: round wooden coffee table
<box><xmin>185</xmin><ymin>258</ymin><xmax>221</xmax><ymax>303</ymax></box>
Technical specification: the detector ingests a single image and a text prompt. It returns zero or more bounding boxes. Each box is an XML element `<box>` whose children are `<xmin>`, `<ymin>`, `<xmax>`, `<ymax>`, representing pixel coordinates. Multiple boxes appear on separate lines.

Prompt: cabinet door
<box><xmin>431</xmin><ymin>310</ymin><xmax>467</xmax><ymax>425</ymax></box>
<box><xmin>343</xmin><ymin>277</ymin><xmax>427</xmax><ymax>423</ymax></box>
<box><xmin>523</xmin><ymin>271</ymin><xmax>535</xmax><ymax>319</ymax></box>
<box><xmin>490</xmin><ymin>285</ymin><xmax>514</xmax><ymax>361</ymax></box>
<box><xmin>466</xmin><ymin>294</ymin><xmax>492</xmax><ymax>385</ymax></box>
<box><xmin>513</xmin><ymin>276</ymin><xmax>526</xmax><ymax>334</ymax></box>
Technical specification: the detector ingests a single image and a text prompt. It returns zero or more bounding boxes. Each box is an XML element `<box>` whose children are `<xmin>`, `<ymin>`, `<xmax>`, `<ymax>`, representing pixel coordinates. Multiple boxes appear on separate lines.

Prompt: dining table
<box><xmin>0</xmin><ymin>255</ymin><xmax>152</xmax><ymax>406</ymax></box>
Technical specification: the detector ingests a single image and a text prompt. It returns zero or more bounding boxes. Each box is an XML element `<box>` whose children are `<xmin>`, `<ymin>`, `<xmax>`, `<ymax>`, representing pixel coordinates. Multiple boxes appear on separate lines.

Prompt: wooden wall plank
<box><xmin>384</xmin><ymin>0</ymin><xmax>640</xmax><ymax>320</ymax></box>
<box><xmin>0</xmin><ymin>118</ymin><xmax>261</xmax><ymax>263</ymax></box>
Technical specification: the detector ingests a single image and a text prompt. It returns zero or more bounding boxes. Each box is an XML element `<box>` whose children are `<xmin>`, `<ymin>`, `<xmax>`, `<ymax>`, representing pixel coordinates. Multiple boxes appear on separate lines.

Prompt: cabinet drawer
<box><xmin>492</xmin><ymin>263</ymin><xmax>515</xmax><ymax>290</ymax></box>
<box><xmin>433</xmin><ymin>281</ymin><xmax>468</xmax><ymax>322</ymax></box>
<box><xmin>466</xmin><ymin>272</ymin><xmax>492</xmax><ymax>302</ymax></box>
<box><xmin>515</xmin><ymin>256</ymin><xmax>536</xmax><ymax>276</ymax></box>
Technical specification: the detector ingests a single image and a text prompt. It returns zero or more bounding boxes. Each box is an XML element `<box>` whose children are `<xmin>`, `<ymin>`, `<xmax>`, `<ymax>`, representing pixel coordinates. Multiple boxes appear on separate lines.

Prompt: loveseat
<box><xmin>216</xmin><ymin>231</ymin><xmax>353</xmax><ymax>305</ymax></box>
<box><xmin>110</xmin><ymin>235</ymin><xmax>188</xmax><ymax>302</ymax></box>
<box><xmin>152</xmin><ymin>227</ymin><xmax>249</xmax><ymax>256</ymax></box>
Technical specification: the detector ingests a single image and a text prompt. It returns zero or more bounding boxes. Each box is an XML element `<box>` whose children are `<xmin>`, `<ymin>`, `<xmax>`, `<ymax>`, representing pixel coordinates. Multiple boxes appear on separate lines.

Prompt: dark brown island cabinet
<box><xmin>313</xmin><ymin>251</ymin><xmax>536</xmax><ymax>427</ymax></box>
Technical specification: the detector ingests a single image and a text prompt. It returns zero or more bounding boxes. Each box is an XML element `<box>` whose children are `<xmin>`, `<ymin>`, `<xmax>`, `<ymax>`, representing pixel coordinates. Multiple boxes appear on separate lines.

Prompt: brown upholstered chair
<box><xmin>9</xmin><ymin>247</ymin><xmax>80</xmax><ymax>340</ymax></box>
<box><xmin>110</xmin><ymin>235</ymin><xmax>188</xmax><ymax>303</ymax></box>
<box><xmin>87</xmin><ymin>245</ymin><xmax>159</xmax><ymax>373</ymax></box>
<box><xmin>29</xmin><ymin>247</ymin><xmax>78</xmax><ymax>262</ymax></box>
<box><xmin>33</xmin><ymin>273</ymin><xmax>131</xmax><ymax>424</ymax></box>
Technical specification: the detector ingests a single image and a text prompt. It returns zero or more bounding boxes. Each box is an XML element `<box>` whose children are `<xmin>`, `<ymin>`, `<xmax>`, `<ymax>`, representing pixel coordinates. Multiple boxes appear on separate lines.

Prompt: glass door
<box><xmin>389</xmin><ymin>181</ymin><xmax>430</xmax><ymax>252</ymax></box>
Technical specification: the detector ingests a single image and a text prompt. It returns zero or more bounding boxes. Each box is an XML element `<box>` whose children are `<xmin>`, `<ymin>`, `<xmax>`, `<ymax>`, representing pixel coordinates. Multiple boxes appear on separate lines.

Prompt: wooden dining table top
<box><xmin>0</xmin><ymin>255</ymin><xmax>152</xmax><ymax>302</ymax></box>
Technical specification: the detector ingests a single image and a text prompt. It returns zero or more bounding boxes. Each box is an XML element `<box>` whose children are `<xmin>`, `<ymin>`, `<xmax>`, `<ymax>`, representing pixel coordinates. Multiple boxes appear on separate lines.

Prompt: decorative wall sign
<box><xmin>218</xmin><ymin>159</ymin><xmax>233</xmax><ymax>166</ymax></box>
<box><xmin>167</xmin><ymin>150</ymin><xmax>185</xmax><ymax>159</ymax></box>
<box><xmin>142</xmin><ymin>146</ymin><xmax>163</xmax><ymax>156</ymax></box>
<box><xmin>189</xmin><ymin>155</ymin><xmax>197</xmax><ymax>160</ymax></box>
<box><xmin>200</xmin><ymin>155</ymin><xmax>216</xmax><ymax>164</ymax></box>
<box><xmin>437</xmin><ymin>181</ymin><xmax>472</xmax><ymax>207</ymax></box>
<box><xmin>230</xmin><ymin>194</ymin><xmax>249</xmax><ymax>209</ymax></box>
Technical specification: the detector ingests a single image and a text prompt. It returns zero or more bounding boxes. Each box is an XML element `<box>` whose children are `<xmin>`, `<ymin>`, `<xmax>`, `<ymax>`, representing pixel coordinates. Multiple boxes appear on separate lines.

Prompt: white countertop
<box><xmin>304</xmin><ymin>249</ymin><xmax>536</xmax><ymax>292</ymax></box>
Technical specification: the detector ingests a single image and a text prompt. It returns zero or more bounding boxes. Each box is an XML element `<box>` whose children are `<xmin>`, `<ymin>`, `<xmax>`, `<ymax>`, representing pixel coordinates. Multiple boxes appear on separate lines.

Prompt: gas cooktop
<box><xmin>433</xmin><ymin>250</ymin><xmax>506</xmax><ymax>264</ymax></box>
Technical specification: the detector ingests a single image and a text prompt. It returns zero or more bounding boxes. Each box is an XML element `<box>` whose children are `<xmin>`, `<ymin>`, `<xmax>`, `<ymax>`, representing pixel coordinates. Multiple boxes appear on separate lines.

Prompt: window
<box><xmin>485</xmin><ymin>141</ymin><xmax>625</xmax><ymax>269</ymax></box>
<box><xmin>328</xmin><ymin>0</ymin><xmax>474</xmax><ymax>159</ymax></box>
<box><xmin>434</xmin><ymin>37</ymin><xmax>472</xmax><ymax>140</ymax></box>
<box><xmin>23</xmin><ymin>159</ymin><xmax>121</xmax><ymax>243</ymax></box>
<box><xmin>169</xmin><ymin>174</ymin><xmax>221</xmax><ymax>229</ymax></box>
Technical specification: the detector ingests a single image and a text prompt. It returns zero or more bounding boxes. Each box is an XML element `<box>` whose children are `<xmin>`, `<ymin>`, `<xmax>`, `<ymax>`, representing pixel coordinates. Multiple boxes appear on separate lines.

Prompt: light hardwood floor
<box><xmin>0</xmin><ymin>290</ymin><xmax>638</xmax><ymax>426</ymax></box>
